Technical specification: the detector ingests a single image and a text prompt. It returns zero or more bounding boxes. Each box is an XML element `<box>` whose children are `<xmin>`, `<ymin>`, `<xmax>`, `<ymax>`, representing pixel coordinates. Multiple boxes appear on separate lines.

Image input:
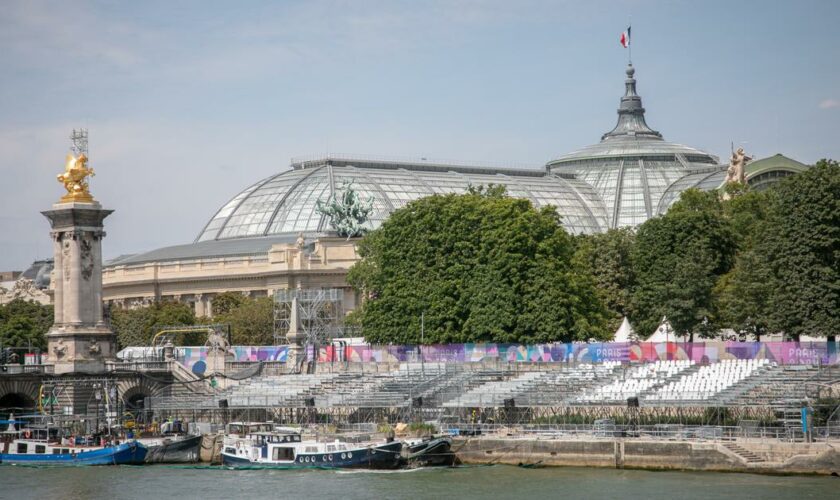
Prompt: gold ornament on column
<box><xmin>57</xmin><ymin>152</ymin><xmax>95</xmax><ymax>203</ymax></box>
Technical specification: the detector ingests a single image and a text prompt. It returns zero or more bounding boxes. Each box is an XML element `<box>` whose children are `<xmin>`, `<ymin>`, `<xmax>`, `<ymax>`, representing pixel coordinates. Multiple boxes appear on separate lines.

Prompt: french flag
<box><xmin>620</xmin><ymin>26</ymin><xmax>631</xmax><ymax>48</ymax></box>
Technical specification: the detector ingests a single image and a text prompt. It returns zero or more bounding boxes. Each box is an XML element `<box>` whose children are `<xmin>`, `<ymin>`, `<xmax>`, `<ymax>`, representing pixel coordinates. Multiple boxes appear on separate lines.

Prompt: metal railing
<box><xmin>439</xmin><ymin>422</ymin><xmax>840</xmax><ymax>443</ymax></box>
<box><xmin>0</xmin><ymin>364</ymin><xmax>53</xmax><ymax>375</ymax></box>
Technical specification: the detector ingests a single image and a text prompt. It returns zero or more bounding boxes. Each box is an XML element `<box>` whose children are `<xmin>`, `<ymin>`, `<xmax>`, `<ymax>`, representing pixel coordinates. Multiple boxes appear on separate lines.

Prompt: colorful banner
<box><xmin>175</xmin><ymin>341</ymin><xmax>838</xmax><ymax>372</ymax></box>
<box><xmin>316</xmin><ymin>341</ymin><xmax>839</xmax><ymax>366</ymax></box>
<box><xmin>178</xmin><ymin>346</ymin><xmax>287</xmax><ymax>374</ymax></box>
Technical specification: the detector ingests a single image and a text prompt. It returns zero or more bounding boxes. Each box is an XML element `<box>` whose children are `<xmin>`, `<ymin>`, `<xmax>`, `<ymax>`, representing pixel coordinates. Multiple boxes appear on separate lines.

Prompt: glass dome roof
<box><xmin>547</xmin><ymin>64</ymin><xmax>720</xmax><ymax>229</ymax></box>
<box><xmin>196</xmin><ymin>156</ymin><xmax>610</xmax><ymax>242</ymax></box>
<box><xmin>656</xmin><ymin>167</ymin><xmax>726</xmax><ymax>214</ymax></box>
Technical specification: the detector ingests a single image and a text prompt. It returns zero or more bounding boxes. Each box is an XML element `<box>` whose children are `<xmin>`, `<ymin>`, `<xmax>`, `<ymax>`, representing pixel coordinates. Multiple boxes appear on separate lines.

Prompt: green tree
<box><xmin>576</xmin><ymin>228</ymin><xmax>636</xmax><ymax>332</ymax></box>
<box><xmin>761</xmin><ymin>159</ymin><xmax>840</xmax><ymax>340</ymax></box>
<box><xmin>630</xmin><ymin>189</ymin><xmax>736</xmax><ymax>340</ymax></box>
<box><xmin>0</xmin><ymin>299</ymin><xmax>53</xmax><ymax>351</ymax></box>
<box><xmin>347</xmin><ymin>187</ymin><xmax>610</xmax><ymax>344</ymax></box>
<box><xmin>214</xmin><ymin>296</ymin><xmax>275</xmax><ymax>345</ymax></box>
<box><xmin>714</xmin><ymin>189</ymin><xmax>776</xmax><ymax>340</ymax></box>
<box><xmin>722</xmin><ymin>188</ymin><xmax>774</xmax><ymax>251</ymax></box>
<box><xmin>713</xmin><ymin>246</ymin><xmax>774</xmax><ymax>340</ymax></box>
<box><xmin>210</xmin><ymin>291</ymin><xmax>247</xmax><ymax>317</ymax></box>
<box><xmin>110</xmin><ymin>301</ymin><xmax>197</xmax><ymax>349</ymax></box>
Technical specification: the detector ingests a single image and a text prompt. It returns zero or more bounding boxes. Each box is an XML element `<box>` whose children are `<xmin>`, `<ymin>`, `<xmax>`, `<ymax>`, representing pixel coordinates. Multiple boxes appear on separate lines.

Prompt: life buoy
<box><xmin>23</xmin><ymin>430</ymin><xmax>31</xmax><ymax>439</ymax></box>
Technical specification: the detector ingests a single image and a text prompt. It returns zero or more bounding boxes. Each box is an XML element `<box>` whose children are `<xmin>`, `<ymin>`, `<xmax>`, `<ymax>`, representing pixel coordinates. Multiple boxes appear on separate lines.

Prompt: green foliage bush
<box><xmin>110</xmin><ymin>300</ymin><xmax>197</xmax><ymax>349</ymax></box>
<box><xmin>0</xmin><ymin>299</ymin><xmax>52</xmax><ymax>350</ymax></box>
<box><xmin>347</xmin><ymin>186</ymin><xmax>611</xmax><ymax>344</ymax></box>
<box><xmin>211</xmin><ymin>296</ymin><xmax>275</xmax><ymax>345</ymax></box>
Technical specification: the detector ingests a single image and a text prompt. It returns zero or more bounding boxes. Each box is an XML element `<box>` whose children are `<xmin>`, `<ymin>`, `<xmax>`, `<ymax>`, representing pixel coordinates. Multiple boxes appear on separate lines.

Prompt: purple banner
<box><xmin>317</xmin><ymin>341</ymin><xmax>838</xmax><ymax>366</ymax></box>
<box><xmin>174</xmin><ymin>341</ymin><xmax>837</xmax><ymax>371</ymax></box>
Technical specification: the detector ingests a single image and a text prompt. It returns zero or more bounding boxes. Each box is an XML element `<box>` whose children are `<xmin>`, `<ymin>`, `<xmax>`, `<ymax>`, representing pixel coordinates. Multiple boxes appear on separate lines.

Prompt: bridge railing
<box><xmin>0</xmin><ymin>364</ymin><xmax>53</xmax><ymax>375</ymax></box>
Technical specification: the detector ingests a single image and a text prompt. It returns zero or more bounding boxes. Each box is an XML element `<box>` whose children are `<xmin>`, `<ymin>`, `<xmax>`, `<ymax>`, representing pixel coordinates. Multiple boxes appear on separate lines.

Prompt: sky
<box><xmin>1</xmin><ymin>0</ymin><xmax>838</xmax><ymax>271</ymax></box>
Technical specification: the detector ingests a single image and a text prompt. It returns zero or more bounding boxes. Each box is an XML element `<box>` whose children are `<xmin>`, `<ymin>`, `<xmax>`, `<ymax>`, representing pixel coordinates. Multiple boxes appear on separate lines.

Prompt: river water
<box><xmin>0</xmin><ymin>465</ymin><xmax>835</xmax><ymax>499</ymax></box>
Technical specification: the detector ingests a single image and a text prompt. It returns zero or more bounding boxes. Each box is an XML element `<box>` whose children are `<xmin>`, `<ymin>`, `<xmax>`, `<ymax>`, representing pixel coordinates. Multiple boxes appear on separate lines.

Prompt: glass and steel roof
<box><xmin>195</xmin><ymin>156</ymin><xmax>610</xmax><ymax>243</ymax></box>
<box><xmin>547</xmin><ymin>64</ymin><xmax>720</xmax><ymax>229</ymax></box>
<box><xmin>656</xmin><ymin>167</ymin><xmax>726</xmax><ymax>214</ymax></box>
<box><xmin>656</xmin><ymin>153</ymin><xmax>811</xmax><ymax>213</ymax></box>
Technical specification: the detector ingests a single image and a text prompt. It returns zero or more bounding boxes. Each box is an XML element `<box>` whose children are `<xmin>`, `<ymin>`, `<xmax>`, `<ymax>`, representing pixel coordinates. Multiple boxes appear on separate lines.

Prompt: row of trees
<box><xmin>350</xmin><ymin>160</ymin><xmax>838</xmax><ymax>344</ymax></box>
<box><xmin>580</xmin><ymin>159</ymin><xmax>839</xmax><ymax>341</ymax></box>
<box><xmin>110</xmin><ymin>292</ymin><xmax>275</xmax><ymax>349</ymax></box>
<box><xmin>0</xmin><ymin>294</ymin><xmax>275</xmax><ymax>352</ymax></box>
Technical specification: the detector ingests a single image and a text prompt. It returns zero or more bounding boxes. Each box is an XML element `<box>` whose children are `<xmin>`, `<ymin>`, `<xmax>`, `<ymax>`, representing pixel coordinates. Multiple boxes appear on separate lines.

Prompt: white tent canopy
<box><xmin>646</xmin><ymin>317</ymin><xmax>688</xmax><ymax>342</ymax></box>
<box><xmin>613</xmin><ymin>317</ymin><xmax>635</xmax><ymax>342</ymax></box>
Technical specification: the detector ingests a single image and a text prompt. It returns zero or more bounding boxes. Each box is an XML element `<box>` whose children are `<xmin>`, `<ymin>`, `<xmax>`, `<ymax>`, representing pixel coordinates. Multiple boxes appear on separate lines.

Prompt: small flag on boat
<box><xmin>620</xmin><ymin>26</ymin><xmax>631</xmax><ymax>48</ymax></box>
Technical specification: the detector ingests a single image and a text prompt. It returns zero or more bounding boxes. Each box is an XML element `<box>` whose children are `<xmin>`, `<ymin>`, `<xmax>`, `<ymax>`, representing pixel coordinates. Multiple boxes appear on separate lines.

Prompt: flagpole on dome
<box><xmin>620</xmin><ymin>23</ymin><xmax>632</xmax><ymax>65</ymax></box>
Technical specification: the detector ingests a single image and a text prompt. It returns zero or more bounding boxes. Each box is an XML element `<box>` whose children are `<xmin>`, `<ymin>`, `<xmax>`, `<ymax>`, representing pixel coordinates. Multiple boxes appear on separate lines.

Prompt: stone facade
<box><xmin>42</xmin><ymin>201</ymin><xmax>116</xmax><ymax>374</ymax></box>
<box><xmin>0</xmin><ymin>278</ymin><xmax>50</xmax><ymax>305</ymax></box>
<box><xmin>102</xmin><ymin>236</ymin><xmax>361</xmax><ymax>317</ymax></box>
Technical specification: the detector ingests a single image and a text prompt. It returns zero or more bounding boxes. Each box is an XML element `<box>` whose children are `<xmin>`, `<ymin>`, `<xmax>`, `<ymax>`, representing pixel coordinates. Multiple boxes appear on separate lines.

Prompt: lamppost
<box><xmin>420</xmin><ymin>311</ymin><xmax>425</xmax><ymax>378</ymax></box>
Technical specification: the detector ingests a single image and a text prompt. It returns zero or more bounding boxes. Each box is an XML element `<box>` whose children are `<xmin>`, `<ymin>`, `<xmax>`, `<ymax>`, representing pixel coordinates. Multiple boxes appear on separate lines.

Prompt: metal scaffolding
<box><xmin>272</xmin><ymin>288</ymin><xmax>347</xmax><ymax>345</ymax></box>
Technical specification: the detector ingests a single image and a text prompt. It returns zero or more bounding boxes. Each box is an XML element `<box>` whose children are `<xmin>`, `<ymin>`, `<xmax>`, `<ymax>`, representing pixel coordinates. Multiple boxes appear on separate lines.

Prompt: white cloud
<box><xmin>818</xmin><ymin>99</ymin><xmax>839</xmax><ymax>109</ymax></box>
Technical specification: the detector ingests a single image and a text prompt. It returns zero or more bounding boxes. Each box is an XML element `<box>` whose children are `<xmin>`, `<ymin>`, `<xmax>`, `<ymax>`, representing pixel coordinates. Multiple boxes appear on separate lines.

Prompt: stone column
<box><xmin>51</xmin><ymin>232</ymin><xmax>64</xmax><ymax>324</ymax></box>
<box><xmin>92</xmin><ymin>231</ymin><xmax>105</xmax><ymax>326</ymax></box>
<box><xmin>67</xmin><ymin>231</ymin><xmax>82</xmax><ymax>324</ymax></box>
<box><xmin>286</xmin><ymin>297</ymin><xmax>306</xmax><ymax>372</ymax></box>
<box><xmin>42</xmin><ymin>201</ymin><xmax>115</xmax><ymax>374</ymax></box>
<box><xmin>194</xmin><ymin>293</ymin><xmax>205</xmax><ymax>317</ymax></box>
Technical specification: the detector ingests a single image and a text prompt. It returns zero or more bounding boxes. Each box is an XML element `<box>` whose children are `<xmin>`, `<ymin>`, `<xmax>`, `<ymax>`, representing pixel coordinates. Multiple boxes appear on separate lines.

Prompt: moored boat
<box><xmin>403</xmin><ymin>436</ymin><xmax>457</xmax><ymax>467</ymax></box>
<box><xmin>220</xmin><ymin>425</ymin><xmax>402</xmax><ymax>469</ymax></box>
<box><xmin>0</xmin><ymin>439</ymin><xmax>147</xmax><ymax>466</ymax></box>
<box><xmin>0</xmin><ymin>414</ymin><xmax>147</xmax><ymax>466</ymax></box>
<box><xmin>139</xmin><ymin>434</ymin><xmax>202</xmax><ymax>463</ymax></box>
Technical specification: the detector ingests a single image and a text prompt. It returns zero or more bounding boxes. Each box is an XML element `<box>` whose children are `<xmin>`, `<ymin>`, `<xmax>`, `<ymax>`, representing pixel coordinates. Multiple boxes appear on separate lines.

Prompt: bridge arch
<box><xmin>117</xmin><ymin>376</ymin><xmax>167</xmax><ymax>413</ymax></box>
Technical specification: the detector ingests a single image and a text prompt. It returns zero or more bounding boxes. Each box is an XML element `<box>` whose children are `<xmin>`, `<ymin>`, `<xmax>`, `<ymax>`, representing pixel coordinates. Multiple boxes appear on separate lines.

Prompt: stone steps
<box><xmin>724</xmin><ymin>442</ymin><xmax>765</xmax><ymax>463</ymax></box>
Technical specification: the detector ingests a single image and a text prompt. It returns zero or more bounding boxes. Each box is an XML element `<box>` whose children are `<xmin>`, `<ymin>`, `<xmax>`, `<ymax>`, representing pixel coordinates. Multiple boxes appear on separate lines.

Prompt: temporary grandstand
<box><xmin>143</xmin><ymin>356</ymin><xmax>840</xmax><ymax>437</ymax></box>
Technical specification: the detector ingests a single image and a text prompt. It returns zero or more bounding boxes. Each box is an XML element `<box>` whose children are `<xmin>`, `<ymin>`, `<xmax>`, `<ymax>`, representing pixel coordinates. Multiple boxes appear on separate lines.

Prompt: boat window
<box><xmin>272</xmin><ymin>447</ymin><xmax>295</xmax><ymax>461</ymax></box>
<box><xmin>326</xmin><ymin>445</ymin><xmax>336</xmax><ymax>452</ymax></box>
<box><xmin>225</xmin><ymin>447</ymin><xmax>236</xmax><ymax>454</ymax></box>
<box><xmin>338</xmin><ymin>445</ymin><xmax>347</xmax><ymax>451</ymax></box>
<box><xmin>63</xmin><ymin>449</ymin><xmax>70</xmax><ymax>454</ymax></box>
<box><xmin>35</xmin><ymin>445</ymin><xmax>46</xmax><ymax>454</ymax></box>
<box><xmin>228</xmin><ymin>424</ymin><xmax>243</xmax><ymax>435</ymax></box>
<box><xmin>305</xmin><ymin>446</ymin><xmax>318</xmax><ymax>453</ymax></box>
<box><xmin>52</xmin><ymin>448</ymin><xmax>62</xmax><ymax>455</ymax></box>
<box><xmin>17</xmin><ymin>442</ymin><xmax>27</xmax><ymax>453</ymax></box>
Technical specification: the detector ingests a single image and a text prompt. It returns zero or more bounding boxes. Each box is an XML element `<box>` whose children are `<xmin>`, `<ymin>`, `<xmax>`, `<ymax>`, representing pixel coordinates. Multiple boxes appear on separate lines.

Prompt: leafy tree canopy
<box><xmin>210</xmin><ymin>296</ymin><xmax>275</xmax><ymax>345</ymax></box>
<box><xmin>210</xmin><ymin>291</ymin><xmax>247</xmax><ymax>317</ymax></box>
<box><xmin>630</xmin><ymin>189</ymin><xmax>736</xmax><ymax>339</ymax></box>
<box><xmin>760</xmin><ymin>159</ymin><xmax>840</xmax><ymax>339</ymax></box>
<box><xmin>0</xmin><ymin>299</ymin><xmax>52</xmax><ymax>351</ymax></box>
<box><xmin>575</xmin><ymin>228</ymin><xmax>636</xmax><ymax>332</ymax></box>
<box><xmin>347</xmin><ymin>186</ymin><xmax>610</xmax><ymax>344</ymax></box>
<box><xmin>110</xmin><ymin>300</ymin><xmax>197</xmax><ymax>349</ymax></box>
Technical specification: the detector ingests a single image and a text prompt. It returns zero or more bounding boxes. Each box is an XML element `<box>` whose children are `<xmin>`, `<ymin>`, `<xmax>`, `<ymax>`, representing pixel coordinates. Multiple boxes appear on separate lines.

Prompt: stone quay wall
<box><xmin>455</xmin><ymin>437</ymin><xmax>840</xmax><ymax>475</ymax></box>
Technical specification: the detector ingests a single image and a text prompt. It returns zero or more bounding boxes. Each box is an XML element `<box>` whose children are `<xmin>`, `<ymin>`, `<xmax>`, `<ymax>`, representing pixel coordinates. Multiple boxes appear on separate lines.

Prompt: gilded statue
<box><xmin>57</xmin><ymin>152</ymin><xmax>95</xmax><ymax>202</ymax></box>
